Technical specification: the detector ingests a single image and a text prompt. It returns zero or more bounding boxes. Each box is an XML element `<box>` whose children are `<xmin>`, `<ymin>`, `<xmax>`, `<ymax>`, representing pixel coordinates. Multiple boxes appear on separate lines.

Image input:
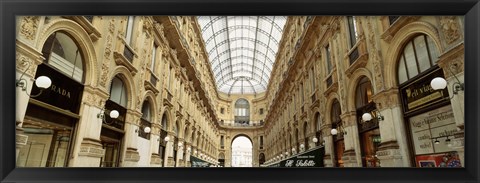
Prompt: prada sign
<box><xmin>32</xmin><ymin>64</ymin><xmax>84</xmax><ymax>113</ymax></box>
<box><xmin>400</xmin><ymin>67</ymin><xmax>449</xmax><ymax>114</ymax></box>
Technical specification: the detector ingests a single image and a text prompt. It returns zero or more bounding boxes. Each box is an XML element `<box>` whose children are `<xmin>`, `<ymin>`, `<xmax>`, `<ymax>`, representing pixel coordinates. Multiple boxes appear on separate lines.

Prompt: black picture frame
<box><xmin>1</xmin><ymin>0</ymin><xmax>479</xmax><ymax>183</ymax></box>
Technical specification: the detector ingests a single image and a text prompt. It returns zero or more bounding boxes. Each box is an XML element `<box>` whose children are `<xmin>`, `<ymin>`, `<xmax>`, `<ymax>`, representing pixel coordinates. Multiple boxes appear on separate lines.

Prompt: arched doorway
<box><xmin>231</xmin><ymin>135</ymin><xmax>253</xmax><ymax>167</ymax></box>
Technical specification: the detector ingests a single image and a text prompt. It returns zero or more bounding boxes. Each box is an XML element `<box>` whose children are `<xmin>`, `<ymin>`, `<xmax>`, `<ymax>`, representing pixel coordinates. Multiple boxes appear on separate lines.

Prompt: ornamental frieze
<box><xmin>20</xmin><ymin>16</ymin><xmax>39</xmax><ymax>40</ymax></box>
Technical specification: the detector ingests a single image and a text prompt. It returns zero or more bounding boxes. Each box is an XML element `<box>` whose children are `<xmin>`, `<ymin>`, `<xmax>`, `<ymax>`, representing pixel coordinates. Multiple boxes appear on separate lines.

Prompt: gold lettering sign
<box><xmin>50</xmin><ymin>84</ymin><xmax>71</xmax><ymax>99</ymax></box>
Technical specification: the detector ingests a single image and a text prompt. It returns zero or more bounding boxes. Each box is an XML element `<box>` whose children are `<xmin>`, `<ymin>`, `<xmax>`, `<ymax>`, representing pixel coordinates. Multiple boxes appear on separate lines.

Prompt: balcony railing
<box><xmin>219</xmin><ymin>120</ymin><xmax>265</xmax><ymax>128</ymax></box>
<box><xmin>150</xmin><ymin>73</ymin><xmax>158</xmax><ymax>87</ymax></box>
<box><xmin>167</xmin><ymin>92</ymin><xmax>173</xmax><ymax>102</ymax></box>
<box><xmin>124</xmin><ymin>45</ymin><xmax>134</xmax><ymax>63</ymax></box>
<box><xmin>311</xmin><ymin>93</ymin><xmax>317</xmax><ymax>104</ymax></box>
<box><xmin>388</xmin><ymin>16</ymin><xmax>400</xmax><ymax>25</ymax></box>
<box><xmin>326</xmin><ymin>75</ymin><xmax>333</xmax><ymax>88</ymax></box>
<box><xmin>84</xmin><ymin>16</ymin><xmax>94</xmax><ymax>23</ymax></box>
<box><xmin>349</xmin><ymin>47</ymin><xmax>360</xmax><ymax>65</ymax></box>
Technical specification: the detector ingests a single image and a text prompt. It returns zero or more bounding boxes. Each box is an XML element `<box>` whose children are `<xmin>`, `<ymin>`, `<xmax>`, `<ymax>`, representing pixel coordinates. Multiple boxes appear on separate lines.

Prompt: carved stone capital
<box><xmin>372</xmin><ymin>88</ymin><xmax>400</xmax><ymax>110</ymax></box>
<box><xmin>437</xmin><ymin>43</ymin><xmax>464</xmax><ymax>78</ymax></box>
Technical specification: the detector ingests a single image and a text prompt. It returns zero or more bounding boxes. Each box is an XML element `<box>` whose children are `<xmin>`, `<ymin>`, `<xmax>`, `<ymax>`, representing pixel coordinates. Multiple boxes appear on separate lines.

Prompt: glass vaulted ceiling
<box><xmin>197</xmin><ymin>16</ymin><xmax>287</xmax><ymax>95</ymax></box>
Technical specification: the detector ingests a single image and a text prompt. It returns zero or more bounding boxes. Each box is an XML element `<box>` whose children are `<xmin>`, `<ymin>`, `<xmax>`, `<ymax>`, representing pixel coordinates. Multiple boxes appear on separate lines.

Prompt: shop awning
<box><xmin>264</xmin><ymin>146</ymin><xmax>325</xmax><ymax>167</ymax></box>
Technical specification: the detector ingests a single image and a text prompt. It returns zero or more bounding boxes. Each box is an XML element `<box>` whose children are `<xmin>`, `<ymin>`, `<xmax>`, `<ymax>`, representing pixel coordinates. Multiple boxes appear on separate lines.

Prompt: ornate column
<box><xmin>164</xmin><ymin>132</ymin><xmax>175</xmax><ymax>167</ymax></box>
<box><xmin>15</xmin><ymin>40</ymin><xmax>44</xmax><ymax>161</ymax></box>
<box><xmin>184</xmin><ymin>143</ymin><xmax>192</xmax><ymax>167</ymax></box>
<box><xmin>372</xmin><ymin>88</ymin><xmax>409</xmax><ymax>167</ymax></box>
<box><xmin>340</xmin><ymin>111</ymin><xmax>360</xmax><ymax>167</ymax></box>
<box><xmin>122</xmin><ymin>110</ymin><xmax>141</xmax><ymax>167</ymax></box>
<box><xmin>150</xmin><ymin>123</ymin><xmax>162</xmax><ymax>167</ymax></box>
<box><xmin>322</xmin><ymin>126</ymin><xmax>334</xmax><ymax>167</ymax></box>
<box><xmin>71</xmin><ymin>88</ymin><xmax>110</xmax><ymax>167</ymax></box>
<box><xmin>437</xmin><ymin>43</ymin><xmax>465</xmax><ymax>167</ymax></box>
<box><xmin>176</xmin><ymin>138</ymin><xmax>184</xmax><ymax>167</ymax></box>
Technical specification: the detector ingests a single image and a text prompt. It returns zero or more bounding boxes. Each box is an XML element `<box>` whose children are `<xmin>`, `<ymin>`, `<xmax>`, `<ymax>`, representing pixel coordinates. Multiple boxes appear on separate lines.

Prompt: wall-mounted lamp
<box><xmin>430</xmin><ymin>63</ymin><xmax>464</xmax><ymax>98</ymax></box>
<box><xmin>187</xmin><ymin>147</ymin><xmax>191</xmax><ymax>152</ymax></box>
<box><xmin>300</xmin><ymin>143</ymin><xmax>305</xmax><ymax>151</ymax></box>
<box><xmin>331</xmin><ymin>124</ymin><xmax>347</xmax><ymax>136</ymax></box>
<box><xmin>135</xmin><ymin>126</ymin><xmax>151</xmax><ymax>134</ymax></box>
<box><xmin>291</xmin><ymin>147</ymin><xmax>296</xmax><ymax>154</ymax></box>
<box><xmin>312</xmin><ymin>137</ymin><xmax>318</xmax><ymax>143</ymax></box>
<box><xmin>15</xmin><ymin>63</ymin><xmax>52</xmax><ymax>97</ymax></box>
<box><xmin>362</xmin><ymin>111</ymin><xmax>384</xmax><ymax>122</ymax></box>
<box><xmin>164</xmin><ymin>136</ymin><xmax>170</xmax><ymax>142</ymax></box>
<box><xmin>285</xmin><ymin>151</ymin><xmax>289</xmax><ymax>156</ymax></box>
<box><xmin>97</xmin><ymin>109</ymin><xmax>119</xmax><ymax>124</ymax></box>
<box><xmin>16</xmin><ymin>63</ymin><xmax>52</xmax><ymax>97</ymax></box>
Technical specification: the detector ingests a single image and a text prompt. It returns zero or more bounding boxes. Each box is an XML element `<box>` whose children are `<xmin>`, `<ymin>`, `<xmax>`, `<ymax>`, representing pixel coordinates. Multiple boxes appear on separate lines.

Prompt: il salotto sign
<box><xmin>267</xmin><ymin>147</ymin><xmax>324</xmax><ymax>167</ymax></box>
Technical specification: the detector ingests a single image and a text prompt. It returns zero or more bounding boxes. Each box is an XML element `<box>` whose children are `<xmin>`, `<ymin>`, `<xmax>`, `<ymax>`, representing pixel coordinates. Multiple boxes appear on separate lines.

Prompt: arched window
<box><xmin>303</xmin><ymin>122</ymin><xmax>309</xmax><ymax>150</ymax></box>
<box><xmin>331</xmin><ymin>99</ymin><xmax>344</xmax><ymax>167</ymax></box>
<box><xmin>139</xmin><ymin>101</ymin><xmax>152</xmax><ymax>139</ymax></box>
<box><xmin>397</xmin><ymin>34</ymin><xmax>439</xmax><ymax>84</ymax></box>
<box><xmin>161</xmin><ymin>113</ymin><xmax>168</xmax><ymax>130</ymax></box>
<box><xmin>234</xmin><ymin>98</ymin><xmax>250</xmax><ymax>125</ymax></box>
<box><xmin>42</xmin><ymin>32</ymin><xmax>84</xmax><ymax>83</ymax></box>
<box><xmin>259</xmin><ymin>153</ymin><xmax>265</xmax><ymax>165</ymax></box>
<box><xmin>159</xmin><ymin>113</ymin><xmax>168</xmax><ymax>165</ymax></box>
<box><xmin>331</xmin><ymin>99</ymin><xmax>341</xmax><ymax>125</ymax></box>
<box><xmin>315</xmin><ymin>113</ymin><xmax>322</xmax><ymax>146</ymax></box>
<box><xmin>109</xmin><ymin>76</ymin><xmax>128</xmax><ymax>108</ymax></box>
<box><xmin>355</xmin><ymin>76</ymin><xmax>373</xmax><ymax>109</ymax></box>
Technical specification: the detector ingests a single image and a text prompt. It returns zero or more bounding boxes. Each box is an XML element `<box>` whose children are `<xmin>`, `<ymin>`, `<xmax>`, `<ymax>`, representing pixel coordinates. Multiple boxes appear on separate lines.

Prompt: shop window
<box><xmin>139</xmin><ymin>101</ymin><xmax>152</xmax><ymax>139</ymax></box>
<box><xmin>109</xmin><ymin>76</ymin><xmax>128</xmax><ymax>108</ymax></box>
<box><xmin>42</xmin><ymin>32</ymin><xmax>84</xmax><ymax>83</ymax></box>
<box><xmin>397</xmin><ymin>34</ymin><xmax>439</xmax><ymax>84</ymax></box>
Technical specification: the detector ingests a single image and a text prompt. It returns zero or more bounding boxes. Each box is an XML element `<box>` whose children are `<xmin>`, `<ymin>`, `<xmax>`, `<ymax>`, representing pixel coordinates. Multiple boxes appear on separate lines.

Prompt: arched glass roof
<box><xmin>197</xmin><ymin>16</ymin><xmax>287</xmax><ymax>95</ymax></box>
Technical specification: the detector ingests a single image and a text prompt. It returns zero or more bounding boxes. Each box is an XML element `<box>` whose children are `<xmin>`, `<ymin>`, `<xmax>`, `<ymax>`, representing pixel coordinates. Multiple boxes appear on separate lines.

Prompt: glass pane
<box><xmin>197</xmin><ymin>16</ymin><xmax>286</xmax><ymax>94</ymax></box>
<box><xmin>426</xmin><ymin>36</ymin><xmax>439</xmax><ymax>63</ymax></box>
<box><xmin>404</xmin><ymin>42</ymin><xmax>419</xmax><ymax>78</ymax></box>
<box><xmin>397</xmin><ymin>55</ymin><xmax>407</xmax><ymax>84</ymax></box>
<box><xmin>414</xmin><ymin>36</ymin><xmax>431</xmax><ymax>73</ymax></box>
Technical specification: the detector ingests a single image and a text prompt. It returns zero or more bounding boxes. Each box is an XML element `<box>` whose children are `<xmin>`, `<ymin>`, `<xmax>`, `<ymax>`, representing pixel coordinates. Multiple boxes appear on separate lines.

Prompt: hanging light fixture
<box><xmin>430</xmin><ymin>63</ymin><xmax>464</xmax><ymax>98</ymax></box>
<box><xmin>16</xmin><ymin>62</ymin><xmax>52</xmax><ymax>98</ymax></box>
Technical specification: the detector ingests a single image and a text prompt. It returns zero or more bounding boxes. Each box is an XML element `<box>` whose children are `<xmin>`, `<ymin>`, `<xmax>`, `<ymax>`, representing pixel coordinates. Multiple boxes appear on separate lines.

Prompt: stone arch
<box><xmin>385</xmin><ymin>21</ymin><xmax>444</xmax><ymax>89</ymax></box>
<box><xmin>325</xmin><ymin>92</ymin><xmax>341</xmax><ymax>125</ymax></box>
<box><xmin>107</xmin><ymin>66</ymin><xmax>136</xmax><ymax>110</ymax></box>
<box><xmin>160</xmin><ymin>107</ymin><xmax>173</xmax><ymax>131</ymax></box>
<box><xmin>183</xmin><ymin>124</ymin><xmax>190</xmax><ymax>143</ymax></box>
<box><xmin>37</xmin><ymin>18</ymin><xmax>98</xmax><ymax>86</ymax></box>
<box><xmin>346</xmin><ymin>68</ymin><xmax>374</xmax><ymax>112</ymax></box>
<box><xmin>140</xmin><ymin>91</ymin><xmax>158</xmax><ymax>124</ymax></box>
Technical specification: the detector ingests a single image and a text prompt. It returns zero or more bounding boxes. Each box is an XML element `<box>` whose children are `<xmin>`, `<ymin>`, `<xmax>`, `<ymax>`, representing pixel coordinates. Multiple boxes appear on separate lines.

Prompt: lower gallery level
<box><xmin>15</xmin><ymin>16</ymin><xmax>464</xmax><ymax>167</ymax></box>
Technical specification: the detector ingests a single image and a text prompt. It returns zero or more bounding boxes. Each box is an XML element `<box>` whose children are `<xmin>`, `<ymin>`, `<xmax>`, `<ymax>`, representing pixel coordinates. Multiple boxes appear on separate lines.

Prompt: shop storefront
<box><xmin>17</xmin><ymin>64</ymin><xmax>83</xmax><ymax>167</ymax></box>
<box><xmin>17</xmin><ymin>31</ymin><xmax>85</xmax><ymax>167</ymax></box>
<box><xmin>331</xmin><ymin>99</ymin><xmax>344</xmax><ymax>167</ymax></box>
<box><xmin>99</xmin><ymin>76</ymin><xmax>128</xmax><ymax>167</ymax></box>
<box><xmin>400</xmin><ymin>67</ymin><xmax>461</xmax><ymax>167</ymax></box>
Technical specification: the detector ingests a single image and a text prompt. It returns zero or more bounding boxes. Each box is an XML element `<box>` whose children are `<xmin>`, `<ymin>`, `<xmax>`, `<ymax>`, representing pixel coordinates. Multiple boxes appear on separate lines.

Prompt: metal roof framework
<box><xmin>197</xmin><ymin>16</ymin><xmax>287</xmax><ymax>95</ymax></box>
